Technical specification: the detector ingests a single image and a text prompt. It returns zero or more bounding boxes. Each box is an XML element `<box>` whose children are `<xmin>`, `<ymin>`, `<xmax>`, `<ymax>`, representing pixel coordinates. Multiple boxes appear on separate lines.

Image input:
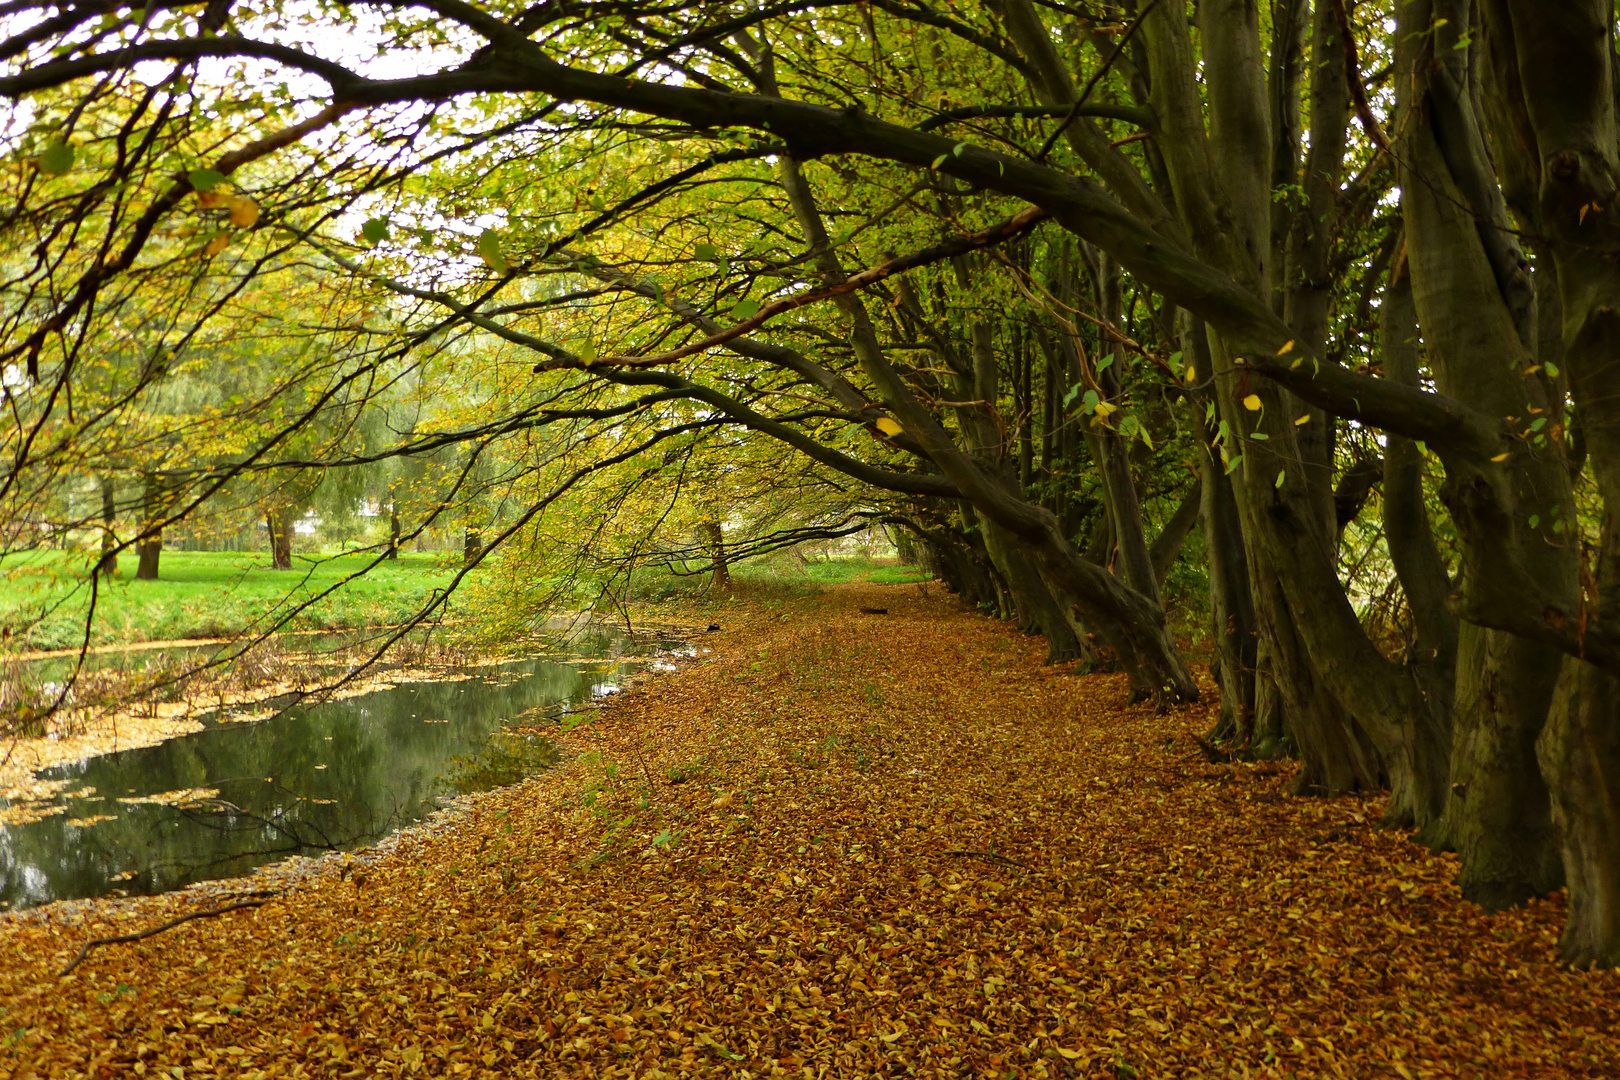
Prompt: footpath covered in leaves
<box><xmin>2</xmin><ymin>583</ymin><xmax>1617</xmax><ymax>1079</ymax></box>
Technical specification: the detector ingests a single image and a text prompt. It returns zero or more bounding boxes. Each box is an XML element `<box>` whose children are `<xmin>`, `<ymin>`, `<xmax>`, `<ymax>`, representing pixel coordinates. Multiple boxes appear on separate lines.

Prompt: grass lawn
<box><xmin>0</xmin><ymin>549</ymin><xmax>929</xmax><ymax>652</ymax></box>
<box><xmin>800</xmin><ymin>555</ymin><xmax>931</xmax><ymax>585</ymax></box>
<box><xmin>0</xmin><ymin>549</ymin><xmax>456</xmax><ymax>651</ymax></box>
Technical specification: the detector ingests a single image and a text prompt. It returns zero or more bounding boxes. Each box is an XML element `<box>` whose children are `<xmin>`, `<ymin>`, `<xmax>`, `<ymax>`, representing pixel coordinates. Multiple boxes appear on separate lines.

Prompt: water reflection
<box><xmin>0</xmin><ymin>631</ymin><xmax>677</xmax><ymax>909</ymax></box>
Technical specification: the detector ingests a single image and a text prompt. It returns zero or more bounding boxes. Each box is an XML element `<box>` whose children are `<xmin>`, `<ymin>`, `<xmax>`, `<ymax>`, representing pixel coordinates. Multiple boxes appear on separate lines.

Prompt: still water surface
<box><xmin>0</xmin><ymin>630</ymin><xmax>678</xmax><ymax>910</ymax></box>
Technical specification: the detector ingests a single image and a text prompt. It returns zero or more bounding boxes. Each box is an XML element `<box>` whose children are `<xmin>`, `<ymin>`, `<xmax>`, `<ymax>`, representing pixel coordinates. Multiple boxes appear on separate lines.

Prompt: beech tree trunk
<box><xmin>135</xmin><ymin>472</ymin><xmax>162</xmax><ymax>581</ymax></box>
<box><xmin>1396</xmin><ymin>0</ymin><xmax>1575</xmax><ymax>904</ymax></box>
<box><xmin>266</xmin><ymin>509</ymin><xmax>294</xmax><ymax>570</ymax></box>
<box><xmin>705</xmin><ymin>520</ymin><xmax>729</xmax><ymax>589</ymax></box>
<box><xmin>95</xmin><ymin>475</ymin><xmax>117</xmax><ymax>579</ymax></box>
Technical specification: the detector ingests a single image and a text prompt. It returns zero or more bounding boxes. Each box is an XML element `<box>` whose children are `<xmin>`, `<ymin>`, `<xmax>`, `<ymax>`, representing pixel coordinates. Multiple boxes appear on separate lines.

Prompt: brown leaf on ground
<box><xmin>1</xmin><ymin>584</ymin><xmax>1615</xmax><ymax>1079</ymax></box>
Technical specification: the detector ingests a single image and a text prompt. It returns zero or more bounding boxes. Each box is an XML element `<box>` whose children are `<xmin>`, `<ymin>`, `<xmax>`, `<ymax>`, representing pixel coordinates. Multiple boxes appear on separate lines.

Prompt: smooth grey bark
<box><xmin>1198</xmin><ymin>436</ymin><xmax>1257</xmax><ymax>740</ymax></box>
<box><xmin>1478</xmin><ymin>0</ymin><xmax>1620</xmax><ymax>962</ymax></box>
<box><xmin>1280</xmin><ymin>0</ymin><xmax>1349</xmax><ymax>544</ymax></box>
<box><xmin>1397</xmin><ymin>0</ymin><xmax>1575</xmax><ymax>905</ymax></box>
<box><xmin>1381</xmin><ymin>267</ymin><xmax>1459</xmax><ymax>834</ymax></box>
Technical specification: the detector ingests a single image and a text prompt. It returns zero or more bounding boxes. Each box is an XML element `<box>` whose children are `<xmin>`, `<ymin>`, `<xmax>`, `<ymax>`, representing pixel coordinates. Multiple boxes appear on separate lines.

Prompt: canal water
<box><xmin>0</xmin><ymin>629</ymin><xmax>683</xmax><ymax>910</ymax></box>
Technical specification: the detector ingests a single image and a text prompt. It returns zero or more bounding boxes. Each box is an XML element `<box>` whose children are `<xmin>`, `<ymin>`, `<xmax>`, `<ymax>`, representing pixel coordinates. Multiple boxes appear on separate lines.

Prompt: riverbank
<box><xmin>1</xmin><ymin>583</ymin><xmax>1614</xmax><ymax>1078</ymax></box>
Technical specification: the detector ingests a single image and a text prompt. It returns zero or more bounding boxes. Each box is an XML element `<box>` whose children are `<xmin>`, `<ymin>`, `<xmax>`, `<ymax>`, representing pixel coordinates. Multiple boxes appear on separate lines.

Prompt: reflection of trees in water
<box><xmin>0</xmin><ymin>648</ymin><xmax>655</xmax><ymax>908</ymax></box>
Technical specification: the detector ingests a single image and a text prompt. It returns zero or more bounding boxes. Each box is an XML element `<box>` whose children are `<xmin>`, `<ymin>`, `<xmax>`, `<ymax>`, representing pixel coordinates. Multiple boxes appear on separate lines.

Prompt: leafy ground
<box><xmin>0</xmin><ymin>551</ymin><xmax>453</xmax><ymax>651</ymax></box>
<box><xmin>2</xmin><ymin>583</ymin><xmax>1616</xmax><ymax>1079</ymax></box>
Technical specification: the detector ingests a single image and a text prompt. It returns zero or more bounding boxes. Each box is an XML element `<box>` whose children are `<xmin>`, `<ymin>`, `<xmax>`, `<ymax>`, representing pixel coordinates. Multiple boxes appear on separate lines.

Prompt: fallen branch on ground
<box><xmin>57</xmin><ymin>898</ymin><xmax>274</xmax><ymax>977</ymax></box>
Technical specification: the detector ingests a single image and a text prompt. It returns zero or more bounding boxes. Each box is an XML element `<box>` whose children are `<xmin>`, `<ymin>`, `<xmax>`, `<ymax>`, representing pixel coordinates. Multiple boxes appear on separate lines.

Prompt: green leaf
<box><xmin>931</xmin><ymin>154</ymin><xmax>949</xmax><ymax>169</ymax></box>
<box><xmin>188</xmin><ymin>168</ymin><xmax>226</xmax><ymax>192</ymax></box>
<box><xmin>1062</xmin><ymin>382</ymin><xmax>1083</xmax><ymax>407</ymax></box>
<box><xmin>1168</xmin><ymin>350</ymin><xmax>1184</xmax><ymax>371</ymax></box>
<box><xmin>953</xmin><ymin>142</ymin><xmax>967</xmax><ymax>157</ymax></box>
<box><xmin>1096</xmin><ymin>353</ymin><xmax>1115</xmax><ymax>372</ymax></box>
<box><xmin>476</xmin><ymin>228</ymin><xmax>508</xmax><ymax>273</ymax></box>
<box><xmin>1249</xmin><ymin>431</ymin><xmax>1269</xmax><ymax>440</ymax></box>
<box><xmin>694</xmin><ymin>242</ymin><xmax>718</xmax><ymax>261</ymax></box>
<box><xmin>574</xmin><ymin>338</ymin><xmax>596</xmax><ymax>362</ymax></box>
<box><xmin>1225</xmin><ymin>454</ymin><xmax>1243</xmax><ymax>475</ymax></box>
<box><xmin>1081</xmin><ymin>389</ymin><xmax>1100</xmax><ymax>414</ymax></box>
<box><xmin>37</xmin><ymin>141</ymin><xmax>74</xmax><ymax>175</ymax></box>
<box><xmin>361</xmin><ymin>217</ymin><xmax>389</xmax><ymax>244</ymax></box>
<box><xmin>731</xmin><ymin>299</ymin><xmax>760</xmax><ymax>319</ymax></box>
<box><xmin>1544</xmin><ymin>360</ymin><xmax>1561</xmax><ymax>378</ymax></box>
<box><xmin>1275</xmin><ymin>469</ymin><xmax>1286</xmax><ymax>489</ymax></box>
<box><xmin>1529</xmin><ymin>417</ymin><xmax>1547</xmax><ymax>431</ymax></box>
<box><xmin>1528</xmin><ymin>514</ymin><xmax>1540</xmax><ymax>528</ymax></box>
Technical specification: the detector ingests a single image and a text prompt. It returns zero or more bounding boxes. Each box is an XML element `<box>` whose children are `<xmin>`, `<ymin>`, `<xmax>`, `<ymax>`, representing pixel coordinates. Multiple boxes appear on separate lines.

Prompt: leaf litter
<box><xmin>1</xmin><ymin>584</ymin><xmax>1616</xmax><ymax>1079</ymax></box>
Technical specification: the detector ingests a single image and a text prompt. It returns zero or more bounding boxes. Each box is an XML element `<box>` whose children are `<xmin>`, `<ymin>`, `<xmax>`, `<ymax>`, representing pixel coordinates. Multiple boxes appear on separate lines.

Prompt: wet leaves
<box><xmin>1</xmin><ymin>585</ymin><xmax>1618</xmax><ymax>1078</ymax></box>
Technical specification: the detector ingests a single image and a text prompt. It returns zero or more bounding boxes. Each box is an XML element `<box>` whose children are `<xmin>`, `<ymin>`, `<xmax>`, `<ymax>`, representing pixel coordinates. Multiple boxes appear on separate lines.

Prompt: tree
<box><xmin>7</xmin><ymin>0</ymin><xmax>1620</xmax><ymax>965</ymax></box>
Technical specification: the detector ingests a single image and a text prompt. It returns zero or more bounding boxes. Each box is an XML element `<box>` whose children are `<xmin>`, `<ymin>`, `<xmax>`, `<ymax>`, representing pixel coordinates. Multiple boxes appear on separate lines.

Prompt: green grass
<box><xmin>0</xmin><ymin>549</ymin><xmax>455</xmax><ymax>651</ymax></box>
<box><xmin>630</xmin><ymin>553</ymin><xmax>930</xmax><ymax>600</ymax></box>
<box><xmin>797</xmin><ymin>555</ymin><xmax>930</xmax><ymax>585</ymax></box>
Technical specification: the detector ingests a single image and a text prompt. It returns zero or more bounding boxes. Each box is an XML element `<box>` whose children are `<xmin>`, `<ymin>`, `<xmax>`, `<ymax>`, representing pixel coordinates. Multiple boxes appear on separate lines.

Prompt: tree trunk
<box><xmin>978</xmin><ymin>512</ymin><xmax>1087</xmax><ymax>663</ymax></box>
<box><xmin>266</xmin><ymin>509</ymin><xmax>294</xmax><ymax>570</ymax></box>
<box><xmin>1396</xmin><ymin>0</ymin><xmax>1575</xmax><ymax>903</ymax></box>
<box><xmin>705</xmin><ymin>520</ymin><xmax>729</xmax><ymax>589</ymax></box>
<box><xmin>1473</xmin><ymin>0</ymin><xmax>1620</xmax><ymax>963</ymax></box>
<box><xmin>1089</xmin><ymin>249</ymin><xmax>1161</xmax><ymax>606</ymax></box>
<box><xmin>1381</xmin><ymin>266</ymin><xmax>1459</xmax><ymax>835</ymax></box>
<box><xmin>96</xmin><ymin>475</ymin><xmax>117</xmax><ymax>579</ymax></box>
<box><xmin>135</xmin><ymin>472</ymin><xmax>162</xmax><ymax>581</ymax></box>
<box><xmin>388</xmin><ymin>499</ymin><xmax>401</xmax><ymax>560</ymax></box>
<box><xmin>463</xmin><ymin>526</ymin><xmax>483</xmax><ymax>568</ymax></box>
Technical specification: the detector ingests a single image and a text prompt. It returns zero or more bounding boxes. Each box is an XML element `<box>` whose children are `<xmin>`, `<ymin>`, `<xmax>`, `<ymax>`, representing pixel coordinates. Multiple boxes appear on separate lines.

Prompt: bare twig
<box><xmin>57</xmin><ymin>898</ymin><xmax>273</xmax><ymax>977</ymax></box>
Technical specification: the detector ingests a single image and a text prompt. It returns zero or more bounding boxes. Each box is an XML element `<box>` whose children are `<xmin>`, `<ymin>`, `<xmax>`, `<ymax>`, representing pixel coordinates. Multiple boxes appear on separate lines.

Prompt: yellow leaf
<box><xmin>875</xmin><ymin>417</ymin><xmax>903</xmax><ymax>437</ymax></box>
<box><xmin>1184</xmin><ymin>365</ymin><xmax>1196</xmax><ymax>382</ymax></box>
<box><xmin>1242</xmin><ymin>394</ymin><xmax>1263</xmax><ymax>411</ymax></box>
<box><xmin>1277</xmin><ymin>339</ymin><xmax>1295</xmax><ymax>355</ymax></box>
<box><xmin>1295</xmin><ymin>414</ymin><xmax>1311</xmax><ymax>426</ymax></box>
<box><xmin>1491</xmin><ymin>452</ymin><xmax>1511</xmax><ymax>462</ymax></box>
<box><xmin>196</xmin><ymin>190</ymin><xmax>230</xmax><ymax>209</ymax></box>
<box><xmin>1057</xmin><ymin>1048</ymin><xmax>1084</xmax><ymax>1060</ymax></box>
<box><xmin>227</xmin><ymin>196</ymin><xmax>260</xmax><ymax>228</ymax></box>
<box><xmin>1092</xmin><ymin>400</ymin><xmax>1119</xmax><ymax>418</ymax></box>
<box><xmin>204</xmin><ymin>233</ymin><xmax>230</xmax><ymax>257</ymax></box>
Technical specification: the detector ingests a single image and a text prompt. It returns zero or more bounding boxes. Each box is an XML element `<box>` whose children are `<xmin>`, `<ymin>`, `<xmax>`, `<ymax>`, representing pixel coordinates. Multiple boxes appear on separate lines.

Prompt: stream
<box><xmin>0</xmin><ymin>628</ymin><xmax>686</xmax><ymax>911</ymax></box>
